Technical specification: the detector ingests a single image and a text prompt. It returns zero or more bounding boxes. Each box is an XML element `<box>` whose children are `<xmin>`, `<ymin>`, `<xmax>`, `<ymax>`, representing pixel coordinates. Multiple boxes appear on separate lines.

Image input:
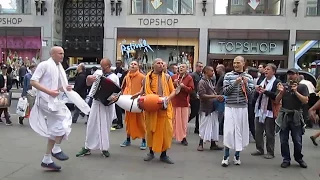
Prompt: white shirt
<box><xmin>299</xmin><ymin>79</ymin><xmax>315</xmax><ymax>94</ymax></box>
<box><xmin>31</xmin><ymin>59</ymin><xmax>61</xmax><ymax>101</ymax></box>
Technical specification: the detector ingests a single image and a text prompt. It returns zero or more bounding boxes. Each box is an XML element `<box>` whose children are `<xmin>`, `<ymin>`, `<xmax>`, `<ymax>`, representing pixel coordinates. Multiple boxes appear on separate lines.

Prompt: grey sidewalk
<box><xmin>1</xmin><ymin>115</ymin><xmax>320</xmax><ymax>180</ymax></box>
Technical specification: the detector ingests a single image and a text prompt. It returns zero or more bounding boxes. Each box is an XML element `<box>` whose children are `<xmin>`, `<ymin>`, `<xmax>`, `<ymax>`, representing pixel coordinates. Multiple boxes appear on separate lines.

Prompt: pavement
<box><xmin>10</xmin><ymin>88</ymin><xmax>22</xmax><ymax>100</ymax></box>
<box><xmin>1</xmin><ymin>105</ymin><xmax>320</xmax><ymax>180</ymax></box>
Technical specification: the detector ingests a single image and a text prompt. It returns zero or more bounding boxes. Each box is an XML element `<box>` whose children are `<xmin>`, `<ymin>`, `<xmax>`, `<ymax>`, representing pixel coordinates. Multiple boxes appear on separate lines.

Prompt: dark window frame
<box><xmin>131</xmin><ymin>0</ymin><xmax>194</xmax><ymax>15</ymax></box>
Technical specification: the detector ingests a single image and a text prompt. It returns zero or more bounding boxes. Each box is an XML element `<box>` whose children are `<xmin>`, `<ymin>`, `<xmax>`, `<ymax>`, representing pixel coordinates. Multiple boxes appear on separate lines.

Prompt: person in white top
<box><xmin>298</xmin><ymin>75</ymin><xmax>315</xmax><ymax>94</ymax></box>
<box><xmin>30</xmin><ymin>46</ymin><xmax>73</xmax><ymax>171</ymax></box>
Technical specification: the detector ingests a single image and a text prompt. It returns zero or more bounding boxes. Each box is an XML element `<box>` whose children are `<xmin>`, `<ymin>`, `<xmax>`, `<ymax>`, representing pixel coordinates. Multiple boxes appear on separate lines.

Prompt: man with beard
<box><xmin>221</xmin><ymin>56</ymin><xmax>254</xmax><ymax>167</ymax></box>
<box><xmin>189</xmin><ymin>62</ymin><xmax>203</xmax><ymax>134</ymax></box>
<box><xmin>275</xmin><ymin>68</ymin><xmax>308</xmax><ymax>168</ymax></box>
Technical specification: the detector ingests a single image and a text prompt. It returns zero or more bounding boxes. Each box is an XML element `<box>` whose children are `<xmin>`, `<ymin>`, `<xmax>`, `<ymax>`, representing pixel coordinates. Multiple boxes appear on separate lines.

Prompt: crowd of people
<box><xmin>5</xmin><ymin>46</ymin><xmax>320</xmax><ymax>173</ymax></box>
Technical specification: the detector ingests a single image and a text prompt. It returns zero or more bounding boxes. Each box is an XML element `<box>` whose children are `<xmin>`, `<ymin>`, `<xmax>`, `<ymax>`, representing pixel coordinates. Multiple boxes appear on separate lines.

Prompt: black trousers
<box><xmin>248</xmin><ymin>103</ymin><xmax>255</xmax><ymax>140</ymax></box>
<box><xmin>188</xmin><ymin>98</ymin><xmax>200</xmax><ymax>132</ymax></box>
<box><xmin>114</xmin><ymin>104</ymin><xmax>123</xmax><ymax>126</ymax></box>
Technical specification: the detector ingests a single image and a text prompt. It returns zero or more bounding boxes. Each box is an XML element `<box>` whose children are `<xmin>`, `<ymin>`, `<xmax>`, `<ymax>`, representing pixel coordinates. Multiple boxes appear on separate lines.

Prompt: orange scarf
<box><xmin>123</xmin><ymin>70</ymin><xmax>139</xmax><ymax>95</ymax></box>
<box><xmin>144</xmin><ymin>71</ymin><xmax>173</xmax><ymax>132</ymax></box>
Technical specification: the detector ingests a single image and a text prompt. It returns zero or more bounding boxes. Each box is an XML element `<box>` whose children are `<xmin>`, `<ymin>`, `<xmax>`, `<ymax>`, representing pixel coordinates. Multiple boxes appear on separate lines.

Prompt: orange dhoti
<box><xmin>173</xmin><ymin>107</ymin><xmax>189</xmax><ymax>141</ymax></box>
<box><xmin>125</xmin><ymin>111</ymin><xmax>146</xmax><ymax>140</ymax></box>
<box><xmin>145</xmin><ymin>110</ymin><xmax>173</xmax><ymax>153</ymax></box>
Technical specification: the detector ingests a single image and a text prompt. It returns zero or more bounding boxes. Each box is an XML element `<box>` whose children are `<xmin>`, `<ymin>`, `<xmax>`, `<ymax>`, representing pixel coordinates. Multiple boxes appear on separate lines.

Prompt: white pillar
<box><xmin>288</xmin><ymin>29</ymin><xmax>296</xmax><ymax>68</ymax></box>
<box><xmin>199</xmin><ymin>28</ymin><xmax>208</xmax><ymax>66</ymax></box>
<box><xmin>103</xmin><ymin>27</ymin><xmax>117</xmax><ymax>65</ymax></box>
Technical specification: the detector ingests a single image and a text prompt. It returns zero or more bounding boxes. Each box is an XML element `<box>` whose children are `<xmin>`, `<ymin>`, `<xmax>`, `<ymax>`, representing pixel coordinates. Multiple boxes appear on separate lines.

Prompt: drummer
<box><xmin>120</xmin><ymin>60</ymin><xmax>147</xmax><ymax>150</ymax></box>
<box><xmin>132</xmin><ymin>58</ymin><xmax>176</xmax><ymax>164</ymax></box>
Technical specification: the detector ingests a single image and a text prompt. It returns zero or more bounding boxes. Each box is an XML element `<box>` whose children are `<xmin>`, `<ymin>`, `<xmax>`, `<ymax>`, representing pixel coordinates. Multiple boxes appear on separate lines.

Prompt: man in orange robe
<box><xmin>120</xmin><ymin>61</ymin><xmax>147</xmax><ymax>150</ymax></box>
<box><xmin>132</xmin><ymin>58</ymin><xmax>176</xmax><ymax>164</ymax></box>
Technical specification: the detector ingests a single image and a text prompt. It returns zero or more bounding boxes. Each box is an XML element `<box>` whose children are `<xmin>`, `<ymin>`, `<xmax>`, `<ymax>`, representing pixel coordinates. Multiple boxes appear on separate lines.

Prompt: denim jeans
<box><xmin>280</xmin><ymin>121</ymin><xmax>303</xmax><ymax>163</ymax></box>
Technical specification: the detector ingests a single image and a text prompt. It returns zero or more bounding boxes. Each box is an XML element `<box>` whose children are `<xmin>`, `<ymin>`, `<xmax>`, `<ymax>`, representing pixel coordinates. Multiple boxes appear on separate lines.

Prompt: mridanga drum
<box><xmin>116</xmin><ymin>94</ymin><xmax>168</xmax><ymax>112</ymax></box>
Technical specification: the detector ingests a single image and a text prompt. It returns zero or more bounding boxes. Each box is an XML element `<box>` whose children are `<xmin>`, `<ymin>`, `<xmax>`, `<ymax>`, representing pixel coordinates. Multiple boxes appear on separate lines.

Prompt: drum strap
<box><xmin>129</xmin><ymin>99</ymin><xmax>135</xmax><ymax>112</ymax></box>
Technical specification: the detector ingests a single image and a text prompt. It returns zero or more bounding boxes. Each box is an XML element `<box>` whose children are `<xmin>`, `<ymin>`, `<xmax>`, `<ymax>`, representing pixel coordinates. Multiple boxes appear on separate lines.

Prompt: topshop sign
<box><xmin>0</xmin><ymin>15</ymin><xmax>34</xmax><ymax>27</ymax></box>
<box><xmin>209</xmin><ymin>40</ymin><xmax>284</xmax><ymax>55</ymax></box>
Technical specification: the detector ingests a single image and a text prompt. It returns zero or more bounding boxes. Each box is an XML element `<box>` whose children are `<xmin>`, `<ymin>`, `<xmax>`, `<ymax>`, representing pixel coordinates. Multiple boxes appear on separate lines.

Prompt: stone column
<box><xmin>198</xmin><ymin>28</ymin><xmax>208</xmax><ymax>66</ymax></box>
<box><xmin>103</xmin><ymin>27</ymin><xmax>117</xmax><ymax>65</ymax></box>
<box><xmin>288</xmin><ymin>29</ymin><xmax>296</xmax><ymax>68</ymax></box>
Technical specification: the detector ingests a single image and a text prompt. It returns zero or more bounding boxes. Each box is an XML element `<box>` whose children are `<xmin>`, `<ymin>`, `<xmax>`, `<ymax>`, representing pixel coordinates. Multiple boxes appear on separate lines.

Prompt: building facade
<box><xmin>1</xmin><ymin>0</ymin><xmax>320</xmax><ymax>70</ymax></box>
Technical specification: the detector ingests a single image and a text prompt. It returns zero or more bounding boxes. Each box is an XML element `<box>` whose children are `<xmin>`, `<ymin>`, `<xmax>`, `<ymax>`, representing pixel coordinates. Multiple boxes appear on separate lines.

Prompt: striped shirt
<box><xmin>223</xmin><ymin>71</ymin><xmax>255</xmax><ymax>107</ymax></box>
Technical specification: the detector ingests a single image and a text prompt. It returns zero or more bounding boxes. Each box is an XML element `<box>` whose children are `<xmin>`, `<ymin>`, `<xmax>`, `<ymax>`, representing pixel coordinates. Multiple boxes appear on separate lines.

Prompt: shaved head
<box><xmin>100</xmin><ymin>58</ymin><xmax>112</xmax><ymax>73</ymax></box>
<box><xmin>234</xmin><ymin>56</ymin><xmax>245</xmax><ymax>62</ymax></box>
<box><xmin>50</xmin><ymin>46</ymin><xmax>64</xmax><ymax>63</ymax></box>
<box><xmin>153</xmin><ymin>58</ymin><xmax>164</xmax><ymax>73</ymax></box>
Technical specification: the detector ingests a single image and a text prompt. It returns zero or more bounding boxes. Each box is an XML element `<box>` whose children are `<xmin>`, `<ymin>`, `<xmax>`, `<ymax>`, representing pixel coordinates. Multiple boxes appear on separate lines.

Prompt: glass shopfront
<box><xmin>131</xmin><ymin>0</ymin><xmax>194</xmax><ymax>14</ymax></box>
<box><xmin>208</xmin><ymin>39</ymin><xmax>288</xmax><ymax>71</ymax></box>
<box><xmin>0</xmin><ymin>27</ymin><xmax>41</xmax><ymax>66</ymax></box>
<box><xmin>306</xmin><ymin>0</ymin><xmax>320</xmax><ymax>16</ymax></box>
<box><xmin>214</xmin><ymin>0</ymin><xmax>284</xmax><ymax>15</ymax></box>
<box><xmin>0</xmin><ymin>0</ymin><xmax>31</xmax><ymax>14</ymax></box>
<box><xmin>117</xmin><ymin>38</ymin><xmax>198</xmax><ymax>72</ymax></box>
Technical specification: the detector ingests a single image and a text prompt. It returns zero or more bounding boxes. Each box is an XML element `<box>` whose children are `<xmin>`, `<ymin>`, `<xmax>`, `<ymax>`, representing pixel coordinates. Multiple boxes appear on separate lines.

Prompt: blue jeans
<box><xmin>279</xmin><ymin>121</ymin><xmax>303</xmax><ymax>163</ymax></box>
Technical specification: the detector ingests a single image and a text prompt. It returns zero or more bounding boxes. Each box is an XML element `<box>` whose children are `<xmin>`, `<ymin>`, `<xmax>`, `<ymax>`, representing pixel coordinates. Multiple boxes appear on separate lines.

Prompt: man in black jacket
<box><xmin>72</xmin><ymin>63</ymin><xmax>87</xmax><ymax>123</ymax></box>
<box><xmin>189</xmin><ymin>62</ymin><xmax>203</xmax><ymax>134</ymax></box>
<box><xmin>113</xmin><ymin>60</ymin><xmax>126</xmax><ymax>129</ymax></box>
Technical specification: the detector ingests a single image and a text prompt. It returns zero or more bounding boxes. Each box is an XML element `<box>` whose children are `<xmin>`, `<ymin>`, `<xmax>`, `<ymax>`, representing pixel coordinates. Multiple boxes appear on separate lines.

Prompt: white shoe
<box><xmin>221</xmin><ymin>156</ymin><xmax>229</xmax><ymax>167</ymax></box>
<box><xmin>233</xmin><ymin>156</ymin><xmax>241</xmax><ymax>165</ymax></box>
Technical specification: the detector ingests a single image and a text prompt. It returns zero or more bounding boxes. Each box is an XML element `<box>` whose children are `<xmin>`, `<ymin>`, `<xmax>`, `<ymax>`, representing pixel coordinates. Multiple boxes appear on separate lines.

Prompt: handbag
<box><xmin>213</xmin><ymin>95</ymin><xmax>226</xmax><ymax>113</ymax></box>
<box><xmin>271</xmin><ymin>99</ymin><xmax>281</xmax><ymax>118</ymax></box>
<box><xmin>0</xmin><ymin>92</ymin><xmax>12</xmax><ymax>108</ymax></box>
<box><xmin>16</xmin><ymin>97</ymin><xmax>29</xmax><ymax>117</ymax></box>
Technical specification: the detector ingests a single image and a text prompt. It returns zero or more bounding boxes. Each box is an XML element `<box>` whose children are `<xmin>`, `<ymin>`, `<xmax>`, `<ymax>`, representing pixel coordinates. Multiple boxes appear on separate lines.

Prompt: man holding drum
<box><xmin>76</xmin><ymin>58</ymin><xmax>119</xmax><ymax>158</ymax></box>
<box><xmin>132</xmin><ymin>58</ymin><xmax>176</xmax><ymax>164</ymax></box>
<box><xmin>120</xmin><ymin>60</ymin><xmax>147</xmax><ymax>150</ymax></box>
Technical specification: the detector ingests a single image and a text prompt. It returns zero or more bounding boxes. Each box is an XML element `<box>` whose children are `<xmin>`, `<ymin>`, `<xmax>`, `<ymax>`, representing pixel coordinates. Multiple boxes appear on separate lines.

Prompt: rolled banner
<box><xmin>213</xmin><ymin>95</ymin><xmax>226</xmax><ymax>113</ymax></box>
<box><xmin>116</xmin><ymin>95</ymin><xmax>143</xmax><ymax>113</ymax></box>
<box><xmin>65</xmin><ymin>90</ymin><xmax>91</xmax><ymax>115</ymax></box>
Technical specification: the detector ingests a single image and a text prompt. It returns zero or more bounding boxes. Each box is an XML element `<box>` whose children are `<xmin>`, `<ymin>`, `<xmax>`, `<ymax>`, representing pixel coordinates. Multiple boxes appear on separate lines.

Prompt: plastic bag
<box><xmin>16</xmin><ymin>97</ymin><xmax>29</xmax><ymax>117</ymax></box>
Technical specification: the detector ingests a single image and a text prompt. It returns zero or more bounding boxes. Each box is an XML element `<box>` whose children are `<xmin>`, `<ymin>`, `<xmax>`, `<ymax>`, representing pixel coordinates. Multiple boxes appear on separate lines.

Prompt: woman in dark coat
<box><xmin>0</xmin><ymin>64</ymin><xmax>12</xmax><ymax>125</ymax></box>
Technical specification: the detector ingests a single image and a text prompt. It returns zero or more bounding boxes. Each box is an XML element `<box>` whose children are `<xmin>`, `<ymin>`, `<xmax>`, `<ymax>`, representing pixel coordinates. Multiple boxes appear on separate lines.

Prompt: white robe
<box><xmin>223</xmin><ymin>107</ymin><xmax>249</xmax><ymax>151</ymax></box>
<box><xmin>85</xmin><ymin>70</ymin><xmax>119</xmax><ymax>151</ymax></box>
<box><xmin>199</xmin><ymin>111</ymin><xmax>219</xmax><ymax>142</ymax></box>
<box><xmin>29</xmin><ymin>58</ymin><xmax>72</xmax><ymax>140</ymax></box>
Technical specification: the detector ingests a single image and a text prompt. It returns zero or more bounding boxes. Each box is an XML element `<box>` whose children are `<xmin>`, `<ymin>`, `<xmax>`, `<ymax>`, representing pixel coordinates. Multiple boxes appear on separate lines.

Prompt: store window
<box><xmin>306</xmin><ymin>0</ymin><xmax>320</xmax><ymax>16</ymax></box>
<box><xmin>131</xmin><ymin>0</ymin><xmax>194</xmax><ymax>14</ymax></box>
<box><xmin>0</xmin><ymin>0</ymin><xmax>31</xmax><ymax>14</ymax></box>
<box><xmin>214</xmin><ymin>0</ymin><xmax>284</xmax><ymax>15</ymax></box>
<box><xmin>296</xmin><ymin>41</ymin><xmax>320</xmax><ymax>74</ymax></box>
<box><xmin>118</xmin><ymin>39</ymin><xmax>195</xmax><ymax>72</ymax></box>
<box><xmin>0</xmin><ymin>28</ymin><xmax>41</xmax><ymax>66</ymax></box>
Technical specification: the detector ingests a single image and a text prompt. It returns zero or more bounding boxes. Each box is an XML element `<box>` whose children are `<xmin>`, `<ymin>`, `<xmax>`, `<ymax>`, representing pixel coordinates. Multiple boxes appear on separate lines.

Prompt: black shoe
<box><xmin>281</xmin><ymin>162</ymin><xmax>291</xmax><ymax>168</ymax></box>
<box><xmin>297</xmin><ymin>160</ymin><xmax>307</xmax><ymax>168</ymax></box>
<box><xmin>143</xmin><ymin>153</ymin><xmax>155</xmax><ymax>161</ymax></box>
<box><xmin>210</xmin><ymin>145</ymin><xmax>223</xmax><ymax>150</ymax></box>
<box><xmin>41</xmin><ymin>162</ymin><xmax>61</xmax><ymax>171</ymax></box>
<box><xmin>5</xmin><ymin>119</ymin><xmax>12</xmax><ymax>126</ymax></box>
<box><xmin>72</xmin><ymin>121</ymin><xmax>77</xmax><ymax>123</ymax></box>
<box><xmin>160</xmin><ymin>156</ymin><xmax>174</xmax><ymax>164</ymax></box>
<box><xmin>310</xmin><ymin>136</ymin><xmax>318</xmax><ymax>146</ymax></box>
<box><xmin>194</xmin><ymin>129</ymin><xmax>199</xmax><ymax>134</ymax></box>
<box><xmin>102</xmin><ymin>150</ymin><xmax>110</xmax><ymax>158</ymax></box>
<box><xmin>115</xmin><ymin>125</ymin><xmax>123</xmax><ymax>129</ymax></box>
<box><xmin>181</xmin><ymin>138</ymin><xmax>188</xmax><ymax>146</ymax></box>
<box><xmin>52</xmin><ymin>151</ymin><xmax>69</xmax><ymax>161</ymax></box>
<box><xmin>19</xmin><ymin>117</ymin><xmax>24</xmax><ymax>125</ymax></box>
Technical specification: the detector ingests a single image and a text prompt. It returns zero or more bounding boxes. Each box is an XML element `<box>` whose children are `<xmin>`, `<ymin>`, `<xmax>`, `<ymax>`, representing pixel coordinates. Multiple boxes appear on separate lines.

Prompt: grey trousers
<box><xmin>255</xmin><ymin>117</ymin><xmax>275</xmax><ymax>155</ymax></box>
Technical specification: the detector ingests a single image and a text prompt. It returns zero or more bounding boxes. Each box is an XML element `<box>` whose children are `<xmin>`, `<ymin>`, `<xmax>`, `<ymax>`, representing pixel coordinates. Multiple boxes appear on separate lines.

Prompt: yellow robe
<box><xmin>123</xmin><ymin>71</ymin><xmax>146</xmax><ymax>139</ymax></box>
<box><xmin>144</xmin><ymin>72</ymin><xmax>175</xmax><ymax>153</ymax></box>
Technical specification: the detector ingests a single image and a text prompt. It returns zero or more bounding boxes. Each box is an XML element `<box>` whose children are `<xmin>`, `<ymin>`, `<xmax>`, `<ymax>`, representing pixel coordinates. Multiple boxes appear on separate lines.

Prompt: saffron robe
<box><xmin>143</xmin><ymin>72</ymin><xmax>175</xmax><ymax>153</ymax></box>
<box><xmin>122</xmin><ymin>71</ymin><xmax>146</xmax><ymax>139</ymax></box>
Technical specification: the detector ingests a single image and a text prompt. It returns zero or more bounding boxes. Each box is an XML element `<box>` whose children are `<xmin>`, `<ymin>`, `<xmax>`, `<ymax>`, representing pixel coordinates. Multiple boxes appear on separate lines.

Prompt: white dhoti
<box><xmin>223</xmin><ymin>106</ymin><xmax>249</xmax><ymax>151</ymax></box>
<box><xmin>85</xmin><ymin>99</ymin><xmax>115</xmax><ymax>151</ymax></box>
<box><xmin>199</xmin><ymin>111</ymin><xmax>219</xmax><ymax>142</ymax></box>
<box><xmin>29</xmin><ymin>97</ymin><xmax>72</xmax><ymax>140</ymax></box>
